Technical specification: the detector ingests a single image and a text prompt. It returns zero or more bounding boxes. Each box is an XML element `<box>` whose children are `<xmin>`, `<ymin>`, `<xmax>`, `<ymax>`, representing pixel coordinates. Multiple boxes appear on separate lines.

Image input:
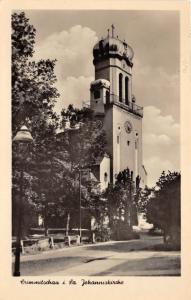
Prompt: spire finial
<box><xmin>111</xmin><ymin>24</ymin><xmax>115</xmax><ymax>38</ymax></box>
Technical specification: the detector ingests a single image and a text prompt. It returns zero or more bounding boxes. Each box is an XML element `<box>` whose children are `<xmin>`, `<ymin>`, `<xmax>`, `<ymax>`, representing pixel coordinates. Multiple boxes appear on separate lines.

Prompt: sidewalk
<box><xmin>14</xmin><ymin>240</ymin><xmax>130</xmax><ymax>262</ymax></box>
<box><xmin>14</xmin><ymin>235</ymin><xmax>165</xmax><ymax>263</ymax></box>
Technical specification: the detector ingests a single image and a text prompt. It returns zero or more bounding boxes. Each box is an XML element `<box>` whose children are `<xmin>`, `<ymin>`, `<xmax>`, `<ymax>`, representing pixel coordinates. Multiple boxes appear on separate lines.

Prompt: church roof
<box><xmin>91</xmin><ymin>153</ymin><xmax>110</xmax><ymax>166</ymax></box>
<box><xmin>90</xmin><ymin>79</ymin><xmax>110</xmax><ymax>89</ymax></box>
<box><xmin>93</xmin><ymin>25</ymin><xmax>134</xmax><ymax>67</ymax></box>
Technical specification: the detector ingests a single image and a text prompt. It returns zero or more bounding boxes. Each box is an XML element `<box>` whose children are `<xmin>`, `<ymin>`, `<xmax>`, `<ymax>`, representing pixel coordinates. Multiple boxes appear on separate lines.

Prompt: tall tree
<box><xmin>47</xmin><ymin>105</ymin><xmax>108</xmax><ymax>232</ymax></box>
<box><xmin>12</xmin><ymin>12</ymin><xmax>60</xmax><ymax>236</ymax></box>
<box><xmin>146</xmin><ymin>171</ymin><xmax>181</xmax><ymax>246</ymax></box>
<box><xmin>12</xmin><ymin>12</ymin><xmax>108</xmax><ymax>236</ymax></box>
<box><xmin>12</xmin><ymin>12</ymin><xmax>59</xmax><ymax>135</ymax></box>
<box><xmin>60</xmin><ymin>105</ymin><xmax>107</xmax><ymax>168</ymax></box>
<box><xmin>104</xmin><ymin>168</ymin><xmax>140</xmax><ymax>240</ymax></box>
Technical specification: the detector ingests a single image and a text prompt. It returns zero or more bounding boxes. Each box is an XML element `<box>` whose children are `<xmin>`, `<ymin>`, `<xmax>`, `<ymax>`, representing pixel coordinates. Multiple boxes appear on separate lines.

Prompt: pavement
<box><xmin>15</xmin><ymin>234</ymin><xmax>181</xmax><ymax>276</ymax></box>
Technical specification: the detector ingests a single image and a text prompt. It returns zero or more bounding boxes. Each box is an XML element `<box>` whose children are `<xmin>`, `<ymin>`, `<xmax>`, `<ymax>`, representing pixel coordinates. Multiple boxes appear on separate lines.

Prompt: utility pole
<box><xmin>14</xmin><ymin>168</ymin><xmax>23</xmax><ymax>276</ymax></box>
<box><xmin>79</xmin><ymin>169</ymin><xmax>82</xmax><ymax>243</ymax></box>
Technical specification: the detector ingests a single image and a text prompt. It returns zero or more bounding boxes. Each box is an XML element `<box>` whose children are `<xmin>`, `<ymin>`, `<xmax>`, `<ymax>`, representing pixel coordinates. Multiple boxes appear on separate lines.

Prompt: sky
<box><xmin>23</xmin><ymin>10</ymin><xmax>180</xmax><ymax>187</ymax></box>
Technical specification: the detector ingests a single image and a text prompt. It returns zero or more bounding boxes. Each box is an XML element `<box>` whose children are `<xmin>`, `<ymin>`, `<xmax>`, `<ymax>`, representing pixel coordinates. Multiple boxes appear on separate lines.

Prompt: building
<box><xmin>90</xmin><ymin>25</ymin><xmax>147</xmax><ymax>187</ymax></box>
<box><xmin>53</xmin><ymin>26</ymin><xmax>147</xmax><ymax>232</ymax></box>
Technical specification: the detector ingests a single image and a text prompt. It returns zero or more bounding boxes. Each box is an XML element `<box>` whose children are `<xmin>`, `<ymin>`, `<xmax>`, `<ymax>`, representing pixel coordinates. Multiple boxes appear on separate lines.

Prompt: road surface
<box><xmin>15</xmin><ymin>233</ymin><xmax>180</xmax><ymax>276</ymax></box>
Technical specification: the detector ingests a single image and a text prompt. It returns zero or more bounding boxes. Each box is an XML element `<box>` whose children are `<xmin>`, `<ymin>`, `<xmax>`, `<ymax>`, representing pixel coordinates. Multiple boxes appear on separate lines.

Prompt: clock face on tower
<box><xmin>124</xmin><ymin>121</ymin><xmax>132</xmax><ymax>133</ymax></box>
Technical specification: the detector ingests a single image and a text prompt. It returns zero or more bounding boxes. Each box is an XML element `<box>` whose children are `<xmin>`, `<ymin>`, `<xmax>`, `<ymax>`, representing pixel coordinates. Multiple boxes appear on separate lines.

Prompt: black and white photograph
<box><xmin>0</xmin><ymin>0</ymin><xmax>191</xmax><ymax>299</ymax></box>
<box><xmin>11</xmin><ymin>8</ymin><xmax>182</xmax><ymax>278</ymax></box>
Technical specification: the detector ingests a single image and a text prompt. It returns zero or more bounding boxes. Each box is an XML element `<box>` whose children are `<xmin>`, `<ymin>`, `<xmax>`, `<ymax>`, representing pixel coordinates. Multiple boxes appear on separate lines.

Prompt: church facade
<box><xmin>90</xmin><ymin>26</ymin><xmax>147</xmax><ymax>187</ymax></box>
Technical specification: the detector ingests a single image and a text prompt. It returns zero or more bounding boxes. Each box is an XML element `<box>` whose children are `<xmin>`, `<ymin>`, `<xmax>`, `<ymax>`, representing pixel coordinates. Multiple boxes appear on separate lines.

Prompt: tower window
<box><xmin>106</xmin><ymin>91</ymin><xmax>110</xmax><ymax>105</ymax></box>
<box><xmin>94</xmin><ymin>90</ymin><xmax>100</xmax><ymax>99</ymax></box>
<box><xmin>104</xmin><ymin>172</ymin><xmax>108</xmax><ymax>182</ymax></box>
<box><xmin>125</xmin><ymin>76</ymin><xmax>129</xmax><ymax>105</ymax></box>
<box><xmin>117</xmin><ymin>136</ymin><xmax>120</xmax><ymax>144</ymax></box>
<box><xmin>127</xmin><ymin>140</ymin><xmax>130</xmax><ymax>146</ymax></box>
<box><xmin>119</xmin><ymin>73</ymin><xmax>123</xmax><ymax>102</ymax></box>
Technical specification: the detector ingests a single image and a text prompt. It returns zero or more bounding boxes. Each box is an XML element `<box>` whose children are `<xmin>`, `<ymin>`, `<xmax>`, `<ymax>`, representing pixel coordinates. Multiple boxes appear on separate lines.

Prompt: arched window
<box><xmin>94</xmin><ymin>90</ymin><xmax>100</xmax><ymax>99</ymax></box>
<box><xmin>125</xmin><ymin>76</ymin><xmax>129</xmax><ymax>105</ymax></box>
<box><xmin>104</xmin><ymin>172</ymin><xmax>108</xmax><ymax>182</ymax></box>
<box><xmin>106</xmin><ymin>91</ymin><xmax>110</xmax><ymax>105</ymax></box>
<box><xmin>119</xmin><ymin>73</ymin><xmax>123</xmax><ymax>102</ymax></box>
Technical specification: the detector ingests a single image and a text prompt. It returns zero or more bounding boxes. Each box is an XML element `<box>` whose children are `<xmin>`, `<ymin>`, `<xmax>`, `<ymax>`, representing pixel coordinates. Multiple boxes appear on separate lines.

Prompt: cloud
<box><xmin>143</xmin><ymin>106</ymin><xmax>179</xmax><ymax>140</ymax></box>
<box><xmin>31</xmin><ymin>22</ymin><xmax>180</xmax><ymax>187</ymax></box>
<box><xmin>144</xmin><ymin>156</ymin><xmax>175</xmax><ymax>187</ymax></box>
<box><xmin>33</xmin><ymin>25</ymin><xmax>98</xmax><ymax>112</ymax></box>
<box><xmin>34</xmin><ymin>25</ymin><xmax>98</xmax><ymax>79</ymax></box>
<box><xmin>144</xmin><ymin>133</ymin><xmax>172</xmax><ymax>146</ymax></box>
<box><xmin>133</xmin><ymin>60</ymin><xmax>180</xmax><ymax>121</ymax></box>
<box><xmin>55</xmin><ymin>76</ymin><xmax>93</xmax><ymax>112</ymax></box>
<box><xmin>143</xmin><ymin>105</ymin><xmax>180</xmax><ymax>187</ymax></box>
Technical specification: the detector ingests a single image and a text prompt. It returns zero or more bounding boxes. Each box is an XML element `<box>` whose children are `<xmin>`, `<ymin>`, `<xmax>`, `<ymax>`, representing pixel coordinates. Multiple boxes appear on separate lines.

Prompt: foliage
<box><xmin>146</xmin><ymin>171</ymin><xmax>181</xmax><ymax>246</ymax></box>
<box><xmin>60</xmin><ymin>105</ymin><xmax>107</xmax><ymax>167</ymax></box>
<box><xmin>137</xmin><ymin>185</ymin><xmax>153</xmax><ymax>213</ymax></box>
<box><xmin>12</xmin><ymin>12</ymin><xmax>59</xmax><ymax>135</ymax></box>
<box><xmin>12</xmin><ymin>12</ymin><xmax>60</xmax><ymax>235</ymax></box>
<box><xmin>104</xmin><ymin>168</ymin><xmax>140</xmax><ymax>238</ymax></box>
<box><xmin>51</xmin><ymin>105</ymin><xmax>108</xmax><ymax>230</ymax></box>
<box><xmin>94</xmin><ymin>227</ymin><xmax>111</xmax><ymax>242</ymax></box>
<box><xmin>11</xmin><ymin>12</ymin><xmax>109</xmax><ymax>237</ymax></box>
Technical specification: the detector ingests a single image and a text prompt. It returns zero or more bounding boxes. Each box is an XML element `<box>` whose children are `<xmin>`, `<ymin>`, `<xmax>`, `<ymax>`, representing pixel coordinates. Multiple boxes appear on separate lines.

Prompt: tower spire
<box><xmin>107</xmin><ymin>28</ymin><xmax>110</xmax><ymax>37</ymax></box>
<box><xmin>111</xmin><ymin>24</ymin><xmax>115</xmax><ymax>38</ymax></box>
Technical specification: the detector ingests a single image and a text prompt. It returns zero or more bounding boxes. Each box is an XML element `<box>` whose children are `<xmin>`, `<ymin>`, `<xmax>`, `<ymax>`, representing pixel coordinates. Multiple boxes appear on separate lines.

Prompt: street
<box><xmin>16</xmin><ymin>233</ymin><xmax>180</xmax><ymax>276</ymax></box>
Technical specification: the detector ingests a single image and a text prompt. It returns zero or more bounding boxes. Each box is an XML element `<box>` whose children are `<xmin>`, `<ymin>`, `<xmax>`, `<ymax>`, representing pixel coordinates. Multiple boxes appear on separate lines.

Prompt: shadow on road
<box><xmin>18</xmin><ymin>256</ymin><xmax>91</xmax><ymax>276</ymax></box>
<box><xmin>84</xmin><ymin>240</ymin><xmax>164</xmax><ymax>253</ymax></box>
<box><xmin>93</xmin><ymin>255</ymin><xmax>181</xmax><ymax>276</ymax></box>
<box><xmin>85</xmin><ymin>235</ymin><xmax>180</xmax><ymax>253</ymax></box>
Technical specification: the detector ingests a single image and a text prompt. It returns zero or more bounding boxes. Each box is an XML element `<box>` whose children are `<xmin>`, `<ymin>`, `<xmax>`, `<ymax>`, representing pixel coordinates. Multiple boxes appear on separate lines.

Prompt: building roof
<box><xmin>90</xmin><ymin>79</ymin><xmax>110</xmax><ymax>89</ymax></box>
<box><xmin>93</xmin><ymin>30</ymin><xmax>134</xmax><ymax>67</ymax></box>
<box><xmin>91</xmin><ymin>153</ymin><xmax>110</xmax><ymax>166</ymax></box>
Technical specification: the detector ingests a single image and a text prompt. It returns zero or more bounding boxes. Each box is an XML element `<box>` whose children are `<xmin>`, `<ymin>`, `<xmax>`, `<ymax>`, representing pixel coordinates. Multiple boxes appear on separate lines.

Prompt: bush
<box><xmin>95</xmin><ymin>227</ymin><xmax>111</xmax><ymax>242</ymax></box>
<box><xmin>111</xmin><ymin>223</ymin><xmax>140</xmax><ymax>241</ymax></box>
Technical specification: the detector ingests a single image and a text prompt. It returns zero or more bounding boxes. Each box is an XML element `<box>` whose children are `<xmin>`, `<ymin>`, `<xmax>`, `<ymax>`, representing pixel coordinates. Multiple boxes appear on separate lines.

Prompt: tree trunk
<box><xmin>66</xmin><ymin>211</ymin><xmax>70</xmax><ymax>237</ymax></box>
<box><xmin>44</xmin><ymin>222</ymin><xmax>48</xmax><ymax>236</ymax></box>
<box><xmin>163</xmin><ymin>228</ymin><xmax>167</xmax><ymax>243</ymax></box>
<box><xmin>44</xmin><ymin>202</ymin><xmax>49</xmax><ymax>237</ymax></box>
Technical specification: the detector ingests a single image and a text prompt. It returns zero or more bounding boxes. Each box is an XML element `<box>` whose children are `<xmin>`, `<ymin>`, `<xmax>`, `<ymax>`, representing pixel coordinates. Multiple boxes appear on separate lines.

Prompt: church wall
<box><xmin>109</xmin><ymin>58</ymin><xmax>132</xmax><ymax>101</ymax></box>
<box><xmin>90</xmin><ymin>87</ymin><xmax>105</xmax><ymax>114</ymax></box>
<box><xmin>112</xmin><ymin>105</ymin><xmax>143</xmax><ymax>182</ymax></box>
<box><xmin>92</xmin><ymin>34</ymin><xmax>145</xmax><ymax>186</ymax></box>
<box><xmin>102</xmin><ymin>107</ymin><xmax>113</xmax><ymax>180</ymax></box>
<box><xmin>94</xmin><ymin>58</ymin><xmax>132</xmax><ymax>102</ymax></box>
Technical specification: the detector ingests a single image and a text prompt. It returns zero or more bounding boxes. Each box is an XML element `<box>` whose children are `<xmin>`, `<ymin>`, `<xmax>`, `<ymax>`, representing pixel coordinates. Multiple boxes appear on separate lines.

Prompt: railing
<box><xmin>83</xmin><ymin>94</ymin><xmax>143</xmax><ymax>117</ymax></box>
<box><xmin>109</xmin><ymin>94</ymin><xmax>143</xmax><ymax>117</ymax></box>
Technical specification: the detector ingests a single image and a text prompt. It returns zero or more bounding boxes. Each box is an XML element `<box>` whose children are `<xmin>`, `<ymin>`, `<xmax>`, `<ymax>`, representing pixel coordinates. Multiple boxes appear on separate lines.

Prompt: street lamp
<box><xmin>13</xmin><ymin>125</ymin><xmax>33</xmax><ymax>276</ymax></box>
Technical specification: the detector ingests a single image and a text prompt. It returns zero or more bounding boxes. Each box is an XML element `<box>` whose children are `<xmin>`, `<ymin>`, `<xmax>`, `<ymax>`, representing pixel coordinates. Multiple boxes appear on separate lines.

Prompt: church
<box><xmin>42</xmin><ymin>25</ymin><xmax>147</xmax><ymax>231</ymax></box>
<box><xmin>89</xmin><ymin>25</ymin><xmax>147</xmax><ymax>189</ymax></box>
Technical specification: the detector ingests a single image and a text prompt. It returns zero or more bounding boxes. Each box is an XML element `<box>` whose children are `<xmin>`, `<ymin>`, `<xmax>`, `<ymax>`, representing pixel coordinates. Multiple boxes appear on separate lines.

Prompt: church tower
<box><xmin>90</xmin><ymin>25</ymin><xmax>146</xmax><ymax>186</ymax></box>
